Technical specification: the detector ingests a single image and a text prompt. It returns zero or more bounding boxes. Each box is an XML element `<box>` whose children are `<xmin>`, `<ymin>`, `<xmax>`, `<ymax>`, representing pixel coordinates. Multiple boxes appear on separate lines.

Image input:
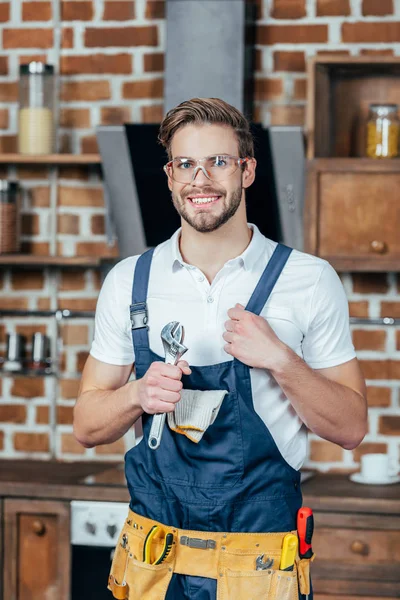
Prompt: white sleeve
<box><xmin>302</xmin><ymin>262</ymin><xmax>356</xmax><ymax>369</ymax></box>
<box><xmin>90</xmin><ymin>266</ymin><xmax>135</xmax><ymax>366</ymax></box>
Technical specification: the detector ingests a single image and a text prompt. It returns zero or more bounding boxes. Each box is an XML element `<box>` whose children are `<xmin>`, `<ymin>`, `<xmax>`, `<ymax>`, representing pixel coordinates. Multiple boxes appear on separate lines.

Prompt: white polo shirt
<box><xmin>90</xmin><ymin>224</ymin><xmax>356</xmax><ymax>470</ymax></box>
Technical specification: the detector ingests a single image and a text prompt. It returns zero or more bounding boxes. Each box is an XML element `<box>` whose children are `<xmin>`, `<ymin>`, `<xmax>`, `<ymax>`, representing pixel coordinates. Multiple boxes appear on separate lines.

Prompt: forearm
<box><xmin>73</xmin><ymin>379</ymin><xmax>144</xmax><ymax>448</ymax></box>
<box><xmin>269</xmin><ymin>345</ymin><xmax>367</xmax><ymax>450</ymax></box>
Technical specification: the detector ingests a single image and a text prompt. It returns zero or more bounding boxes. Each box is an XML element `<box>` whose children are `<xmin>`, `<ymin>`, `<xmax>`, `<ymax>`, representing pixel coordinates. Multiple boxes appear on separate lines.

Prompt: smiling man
<box><xmin>74</xmin><ymin>98</ymin><xmax>367</xmax><ymax>600</ymax></box>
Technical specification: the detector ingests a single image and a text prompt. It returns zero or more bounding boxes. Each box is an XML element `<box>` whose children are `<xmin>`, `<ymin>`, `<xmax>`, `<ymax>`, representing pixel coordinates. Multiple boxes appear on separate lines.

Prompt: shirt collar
<box><xmin>169</xmin><ymin>223</ymin><xmax>267</xmax><ymax>272</ymax></box>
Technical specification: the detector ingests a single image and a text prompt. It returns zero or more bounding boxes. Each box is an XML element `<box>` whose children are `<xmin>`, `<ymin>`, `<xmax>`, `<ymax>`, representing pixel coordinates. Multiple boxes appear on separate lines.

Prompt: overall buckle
<box><xmin>130</xmin><ymin>302</ymin><xmax>148</xmax><ymax>330</ymax></box>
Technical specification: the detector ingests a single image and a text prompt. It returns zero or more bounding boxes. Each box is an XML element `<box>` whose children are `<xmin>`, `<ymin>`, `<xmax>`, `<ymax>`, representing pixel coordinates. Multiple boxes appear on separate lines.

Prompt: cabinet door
<box><xmin>3</xmin><ymin>499</ymin><xmax>70</xmax><ymax>600</ymax></box>
<box><xmin>318</xmin><ymin>172</ymin><xmax>400</xmax><ymax>259</ymax></box>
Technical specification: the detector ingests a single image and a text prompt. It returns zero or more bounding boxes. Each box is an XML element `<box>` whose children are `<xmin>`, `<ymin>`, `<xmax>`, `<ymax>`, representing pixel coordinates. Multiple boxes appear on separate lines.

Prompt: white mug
<box><xmin>360</xmin><ymin>453</ymin><xmax>399</xmax><ymax>481</ymax></box>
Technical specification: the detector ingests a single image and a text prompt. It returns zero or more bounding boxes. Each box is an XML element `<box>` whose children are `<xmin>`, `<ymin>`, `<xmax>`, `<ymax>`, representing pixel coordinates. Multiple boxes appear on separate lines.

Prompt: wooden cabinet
<box><xmin>3</xmin><ymin>499</ymin><xmax>70</xmax><ymax>600</ymax></box>
<box><xmin>304</xmin><ymin>159</ymin><xmax>400</xmax><ymax>271</ymax></box>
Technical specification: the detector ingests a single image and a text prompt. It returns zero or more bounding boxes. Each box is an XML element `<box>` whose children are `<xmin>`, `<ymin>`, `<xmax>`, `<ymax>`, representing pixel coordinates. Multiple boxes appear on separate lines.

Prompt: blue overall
<box><xmin>126</xmin><ymin>243</ymin><xmax>312</xmax><ymax>600</ymax></box>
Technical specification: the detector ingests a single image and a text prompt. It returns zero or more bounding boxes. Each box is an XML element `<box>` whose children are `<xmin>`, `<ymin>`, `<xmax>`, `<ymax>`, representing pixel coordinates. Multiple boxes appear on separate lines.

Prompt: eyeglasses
<box><xmin>164</xmin><ymin>155</ymin><xmax>248</xmax><ymax>184</ymax></box>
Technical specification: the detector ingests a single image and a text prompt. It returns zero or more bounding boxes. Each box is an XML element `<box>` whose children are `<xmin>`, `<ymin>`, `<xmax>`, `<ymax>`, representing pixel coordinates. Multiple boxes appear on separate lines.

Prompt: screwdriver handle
<box><xmin>297</xmin><ymin>507</ymin><xmax>314</xmax><ymax>559</ymax></box>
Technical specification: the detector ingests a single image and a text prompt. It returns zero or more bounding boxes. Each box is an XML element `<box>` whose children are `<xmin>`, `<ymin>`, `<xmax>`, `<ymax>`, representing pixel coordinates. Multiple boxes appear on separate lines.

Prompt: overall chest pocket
<box><xmin>150</xmin><ymin>390</ymin><xmax>244</xmax><ymax>489</ymax></box>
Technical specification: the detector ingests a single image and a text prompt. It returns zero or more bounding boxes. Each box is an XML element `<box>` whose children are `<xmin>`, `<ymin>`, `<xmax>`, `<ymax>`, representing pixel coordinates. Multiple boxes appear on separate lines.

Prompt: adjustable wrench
<box><xmin>148</xmin><ymin>321</ymin><xmax>188</xmax><ymax>450</ymax></box>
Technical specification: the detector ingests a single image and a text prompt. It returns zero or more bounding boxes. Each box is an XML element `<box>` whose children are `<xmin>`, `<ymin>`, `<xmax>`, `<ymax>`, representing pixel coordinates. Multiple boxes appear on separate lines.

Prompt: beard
<box><xmin>171</xmin><ymin>184</ymin><xmax>243</xmax><ymax>233</ymax></box>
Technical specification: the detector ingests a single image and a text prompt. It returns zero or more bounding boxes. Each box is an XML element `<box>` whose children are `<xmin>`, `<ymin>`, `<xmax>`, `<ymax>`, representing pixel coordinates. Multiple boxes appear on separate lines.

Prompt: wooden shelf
<box><xmin>0</xmin><ymin>255</ymin><xmax>108</xmax><ymax>267</ymax></box>
<box><xmin>0</xmin><ymin>153</ymin><xmax>101</xmax><ymax>164</ymax></box>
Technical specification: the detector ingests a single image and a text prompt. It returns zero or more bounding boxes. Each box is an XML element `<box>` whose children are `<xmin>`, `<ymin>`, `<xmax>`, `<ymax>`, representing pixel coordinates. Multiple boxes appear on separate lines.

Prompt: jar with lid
<box><xmin>18</xmin><ymin>62</ymin><xmax>55</xmax><ymax>155</ymax></box>
<box><xmin>0</xmin><ymin>181</ymin><xmax>21</xmax><ymax>254</ymax></box>
<box><xmin>366</xmin><ymin>104</ymin><xmax>400</xmax><ymax>158</ymax></box>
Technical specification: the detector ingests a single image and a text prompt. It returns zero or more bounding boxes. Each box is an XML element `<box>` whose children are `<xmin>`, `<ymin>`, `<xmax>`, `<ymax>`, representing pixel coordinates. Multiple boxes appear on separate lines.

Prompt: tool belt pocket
<box><xmin>217</xmin><ymin>567</ymin><xmax>298</xmax><ymax>600</ymax></box>
<box><xmin>296</xmin><ymin>557</ymin><xmax>313</xmax><ymax>596</ymax></box>
<box><xmin>108</xmin><ymin>525</ymin><xmax>175</xmax><ymax>600</ymax></box>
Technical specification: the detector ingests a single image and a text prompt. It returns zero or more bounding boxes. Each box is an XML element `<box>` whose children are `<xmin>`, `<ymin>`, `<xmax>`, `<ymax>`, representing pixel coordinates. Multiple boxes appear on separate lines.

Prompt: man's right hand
<box><xmin>137</xmin><ymin>361</ymin><xmax>192</xmax><ymax>414</ymax></box>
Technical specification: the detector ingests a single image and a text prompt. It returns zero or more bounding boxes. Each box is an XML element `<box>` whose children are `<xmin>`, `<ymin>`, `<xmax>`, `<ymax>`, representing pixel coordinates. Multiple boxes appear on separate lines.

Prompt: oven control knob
<box><xmin>107</xmin><ymin>524</ymin><xmax>118</xmax><ymax>539</ymax></box>
<box><xmin>85</xmin><ymin>521</ymin><xmax>97</xmax><ymax>535</ymax></box>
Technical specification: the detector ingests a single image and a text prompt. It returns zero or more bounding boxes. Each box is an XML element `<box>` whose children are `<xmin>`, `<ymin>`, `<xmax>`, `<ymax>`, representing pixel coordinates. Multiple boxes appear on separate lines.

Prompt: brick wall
<box><xmin>0</xmin><ymin>0</ymin><xmax>399</xmax><ymax>472</ymax></box>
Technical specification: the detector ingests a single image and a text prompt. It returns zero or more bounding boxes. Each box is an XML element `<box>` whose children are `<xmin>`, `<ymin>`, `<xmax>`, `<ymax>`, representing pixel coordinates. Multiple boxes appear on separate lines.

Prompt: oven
<box><xmin>70</xmin><ymin>501</ymin><xmax>129</xmax><ymax>599</ymax></box>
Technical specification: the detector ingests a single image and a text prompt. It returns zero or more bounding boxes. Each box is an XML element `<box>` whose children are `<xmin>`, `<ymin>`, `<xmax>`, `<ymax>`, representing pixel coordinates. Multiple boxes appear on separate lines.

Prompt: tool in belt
<box><xmin>108</xmin><ymin>507</ymin><xmax>315</xmax><ymax>600</ymax></box>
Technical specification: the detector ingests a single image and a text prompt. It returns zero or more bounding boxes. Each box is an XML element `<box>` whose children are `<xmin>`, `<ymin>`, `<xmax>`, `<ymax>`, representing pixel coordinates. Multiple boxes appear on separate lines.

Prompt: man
<box><xmin>74</xmin><ymin>98</ymin><xmax>367</xmax><ymax>600</ymax></box>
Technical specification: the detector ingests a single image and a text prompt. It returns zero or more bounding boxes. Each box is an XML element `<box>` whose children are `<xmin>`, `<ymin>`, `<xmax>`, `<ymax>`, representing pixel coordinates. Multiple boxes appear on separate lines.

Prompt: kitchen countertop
<box><xmin>0</xmin><ymin>461</ymin><xmax>399</xmax><ymax>512</ymax></box>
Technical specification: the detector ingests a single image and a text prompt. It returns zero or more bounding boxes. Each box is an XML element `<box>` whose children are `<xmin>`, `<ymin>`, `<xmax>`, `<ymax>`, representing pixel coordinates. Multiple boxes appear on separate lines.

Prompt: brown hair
<box><xmin>158</xmin><ymin>97</ymin><xmax>254</xmax><ymax>160</ymax></box>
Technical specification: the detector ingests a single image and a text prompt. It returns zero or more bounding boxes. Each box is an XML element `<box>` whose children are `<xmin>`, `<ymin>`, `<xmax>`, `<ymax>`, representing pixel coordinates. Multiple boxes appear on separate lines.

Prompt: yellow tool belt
<box><xmin>108</xmin><ymin>508</ymin><xmax>313</xmax><ymax>600</ymax></box>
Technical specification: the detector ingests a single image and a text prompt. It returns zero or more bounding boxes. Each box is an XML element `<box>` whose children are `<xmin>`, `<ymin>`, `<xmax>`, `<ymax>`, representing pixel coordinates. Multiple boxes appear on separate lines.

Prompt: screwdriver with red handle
<box><xmin>297</xmin><ymin>506</ymin><xmax>314</xmax><ymax>559</ymax></box>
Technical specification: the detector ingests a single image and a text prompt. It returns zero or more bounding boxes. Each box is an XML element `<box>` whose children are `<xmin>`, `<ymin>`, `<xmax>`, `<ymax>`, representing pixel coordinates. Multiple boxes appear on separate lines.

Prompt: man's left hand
<box><xmin>223</xmin><ymin>303</ymin><xmax>288</xmax><ymax>370</ymax></box>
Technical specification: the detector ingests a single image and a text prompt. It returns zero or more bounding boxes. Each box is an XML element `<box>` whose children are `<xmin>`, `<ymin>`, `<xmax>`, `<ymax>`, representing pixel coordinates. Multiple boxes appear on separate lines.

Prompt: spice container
<box><xmin>0</xmin><ymin>181</ymin><xmax>21</xmax><ymax>254</ymax></box>
<box><xmin>18</xmin><ymin>62</ymin><xmax>55</xmax><ymax>155</ymax></box>
<box><xmin>366</xmin><ymin>104</ymin><xmax>400</xmax><ymax>158</ymax></box>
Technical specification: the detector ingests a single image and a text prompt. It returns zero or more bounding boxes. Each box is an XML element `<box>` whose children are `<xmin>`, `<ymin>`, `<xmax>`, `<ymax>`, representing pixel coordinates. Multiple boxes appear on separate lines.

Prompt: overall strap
<box><xmin>245</xmin><ymin>243</ymin><xmax>292</xmax><ymax>316</ymax></box>
<box><xmin>130</xmin><ymin>247</ymin><xmax>155</xmax><ymax>351</ymax></box>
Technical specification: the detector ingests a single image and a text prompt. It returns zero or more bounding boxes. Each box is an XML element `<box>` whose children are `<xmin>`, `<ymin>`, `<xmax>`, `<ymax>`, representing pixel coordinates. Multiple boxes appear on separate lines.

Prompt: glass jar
<box><xmin>366</xmin><ymin>104</ymin><xmax>400</xmax><ymax>158</ymax></box>
<box><xmin>0</xmin><ymin>181</ymin><xmax>21</xmax><ymax>254</ymax></box>
<box><xmin>18</xmin><ymin>62</ymin><xmax>55</xmax><ymax>155</ymax></box>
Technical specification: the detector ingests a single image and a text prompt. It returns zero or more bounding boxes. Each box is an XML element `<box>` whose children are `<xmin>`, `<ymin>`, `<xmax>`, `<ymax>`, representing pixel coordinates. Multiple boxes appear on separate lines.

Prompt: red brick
<box><xmin>60</xmin><ymin>108</ymin><xmax>91</xmax><ymax>129</ymax></box>
<box><xmin>0</xmin><ymin>297</ymin><xmax>28</xmax><ymax>310</ymax></box>
<box><xmin>14</xmin><ymin>432</ymin><xmax>49</xmax><ymax>452</ymax></box>
<box><xmin>20</xmin><ymin>241</ymin><xmax>50</xmax><ymax>255</ymax></box>
<box><xmin>59</xmin><ymin>298</ymin><xmax>98</xmax><ymax>311</ymax></box>
<box><xmin>360</xmin><ymin>49</ymin><xmax>394</xmax><ymax>56</ymax></box>
<box><xmin>95</xmin><ymin>438</ymin><xmax>126</xmax><ymax>455</ymax></box>
<box><xmin>75</xmin><ymin>242</ymin><xmax>119</xmax><ymax>258</ymax></box>
<box><xmin>293</xmin><ymin>78</ymin><xmax>307</xmax><ymax>100</ymax></box>
<box><xmin>0</xmin><ymin>324</ymin><xmax>5</xmax><ymax>343</ymax></box>
<box><xmin>353</xmin><ymin>442</ymin><xmax>387</xmax><ymax>462</ymax></box>
<box><xmin>58</xmin><ymin>214</ymin><xmax>80</xmax><ymax>235</ymax></box>
<box><xmin>77</xmin><ymin>351</ymin><xmax>89</xmax><ymax>372</ymax></box>
<box><xmin>62</xmin><ymin>27</ymin><xmax>74</xmax><ymax>48</ymax></box>
<box><xmin>0</xmin><ymin>3</ymin><xmax>9</xmax><ymax>22</ymax></box>
<box><xmin>91</xmin><ymin>214</ymin><xmax>105</xmax><ymax>234</ymax></box>
<box><xmin>379</xmin><ymin>415</ymin><xmax>400</xmax><ymax>436</ymax></box>
<box><xmin>103</xmin><ymin>1</ymin><xmax>135</xmax><ymax>20</ymax></box>
<box><xmin>59</xmin><ymin>270</ymin><xmax>86</xmax><ymax>291</ymax></box>
<box><xmin>58</xmin><ymin>166</ymin><xmax>90</xmax><ymax>180</ymax></box>
<box><xmin>0</xmin><ymin>82</ymin><xmax>18</xmax><ymax>102</ymax></box>
<box><xmin>381</xmin><ymin>302</ymin><xmax>400</xmax><ymax>318</ymax></box>
<box><xmin>11</xmin><ymin>270</ymin><xmax>44</xmax><ymax>291</ymax></box>
<box><xmin>145</xmin><ymin>0</ymin><xmax>165</xmax><ymax>19</ymax></box>
<box><xmin>257</xmin><ymin>24</ymin><xmax>328</xmax><ymax>45</ymax></box>
<box><xmin>141</xmin><ymin>104</ymin><xmax>163</xmax><ymax>123</ymax></box>
<box><xmin>254</xmin><ymin>78</ymin><xmax>283</xmax><ymax>100</ymax></box>
<box><xmin>316</xmin><ymin>0</ymin><xmax>350</xmax><ymax>16</ymax></box>
<box><xmin>274</xmin><ymin>51</ymin><xmax>305</xmax><ymax>72</ymax></box>
<box><xmin>352</xmin><ymin>330</ymin><xmax>386</xmax><ymax>351</ymax></box>
<box><xmin>61</xmin><ymin>1</ymin><xmax>93</xmax><ymax>20</ymax></box>
<box><xmin>37</xmin><ymin>297</ymin><xmax>51</xmax><ymax>309</ymax></box>
<box><xmin>61</xmin><ymin>324</ymin><xmax>88</xmax><ymax>345</ymax></box>
<box><xmin>60</xmin><ymin>379</ymin><xmax>80</xmax><ymax>399</ymax></box>
<box><xmin>352</xmin><ymin>273</ymin><xmax>389</xmax><ymax>294</ymax></box>
<box><xmin>0</xmin><ymin>431</ymin><xmax>3</xmax><ymax>450</ymax></box>
<box><xmin>349</xmin><ymin>302</ymin><xmax>369</xmax><ymax>318</ymax></box>
<box><xmin>359</xmin><ymin>360</ymin><xmax>400</xmax><ymax>380</ymax></box>
<box><xmin>15</xmin><ymin>324</ymin><xmax>47</xmax><ymax>338</ymax></box>
<box><xmin>85</xmin><ymin>26</ymin><xmax>158</xmax><ymax>47</ymax></box>
<box><xmin>36</xmin><ymin>405</ymin><xmax>49</xmax><ymax>424</ymax></box>
<box><xmin>62</xmin><ymin>433</ymin><xmax>86</xmax><ymax>454</ymax></box>
<box><xmin>366</xmin><ymin>386</ymin><xmax>391</xmax><ymax>407</ymax></box>
<box><xmin>61</xmin><ymin>80</ymin><xmax>111</xmax><ymax>102</ymax></box>
<box><xmin>144</xmin><ymin>52</ymin><xmax>164</xmax><ymax>72</ymax></box>
<box><xmin>317</xmin><ymin>50</ymin><xmax>350</xmax><ymax>56</ymax></box>
<box><xmin>3</xmin><ymin>28</ymin><xmax>53</xmax><ymax>48</ymax></box>
<box><xmin>21</xmin><ymin>212</ymin><xmax>39</xmax><ymax>235</ymax></box>
<box><xmin>57</xmin><ymin>405</ymin><xmax>74</xmax><ymax>425</ymax></box>
<box><xmin>0</xmin><ymin>405</ymin><xmax>26</xmax><ymax>423</ymax></box>
<box><xmin>270</xmin><ymin>105</ymin><xmax>305</xmax><ymax>126</ymax></box>
<box><xmin>81</xmin><ymin>135</ymin><xmax>99</xmax><ymax>153</ymax></box>
<box><xmin>0</xmin><ymin>56</ymin><xmax>8</xmax><ymax>74</ymax></box>
<box><xmin>17</xmin><ymin>166</ymin><xmax>50</xmax><ymax>180</ymax></box>
<box><xmin>11</xmin><ymin>377</ymin><xmax>44</xmax><ymax>397</ymax></box>
<box><xmin>61</xmin><ymin>53</ymin><xmax>132</xmax><ymax>75</ymax></box>
<box><xmin>271</xmin><ymin>0</ymin><xmax>306</xmax><ymax>19</ymax></box>
<box><xmin>0</xmin><ymin>108</ymin><xmax>9</xmax><ymax>129</ymax></box>
<box><xmin>342</xmin><ymin>22</ymin><xmax>400</xmax><ymax>43</ymax></box>
<box><xmin>0</xmin><ymin>135</ymin><xmax>17</xmax><ymax>152</ymax></box>
<box><xmin>31</xmin><ymin>187</ymin><xmax>50</xmax><ymax>207</ymax></box>
<box><xmin>22</xmin><ymin>1</ymin><xmax>52</xmax><ymax>21</ymax></box>
<box><xmin>362</xmin><ymin>0</ymin><xmax>393</xmax><ymax>16</ymax></box>
<box><xmin>100</xmin><ymin>106</ymin><xmax>131</xmax><ymax>125</ymax></box>
<box><xmin>122</xmin><ymin>78</ymin><xmax>164</xmax><ymax>99</ymax></box>
<box><xmin>309</xmin><ymin>440</ymin><xmax>343</xmax><ymax>462</ymax></box>
<box><xmin>58</xmin><ymin>186</ymin><xmax>104</xmax><ymax>207</ymax></box>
